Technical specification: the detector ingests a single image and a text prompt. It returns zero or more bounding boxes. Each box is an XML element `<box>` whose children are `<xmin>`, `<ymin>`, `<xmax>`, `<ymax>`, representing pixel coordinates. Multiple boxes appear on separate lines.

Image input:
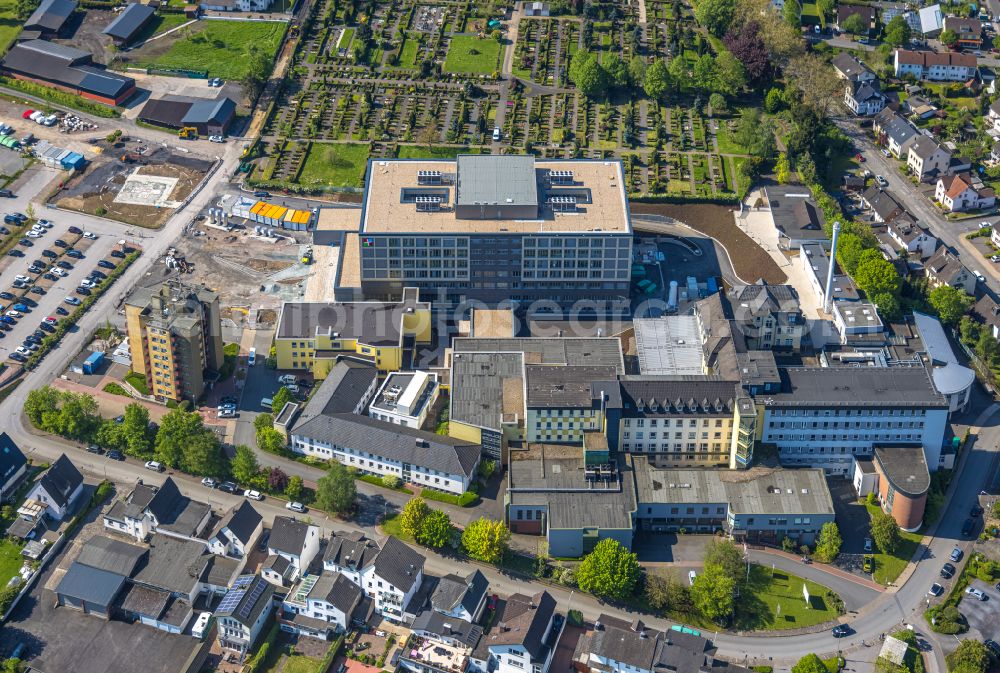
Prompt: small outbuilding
<box><xmin>24</xmin><ymin>0</ymin><xmax>77</xmax><ymax>36</ymax></box>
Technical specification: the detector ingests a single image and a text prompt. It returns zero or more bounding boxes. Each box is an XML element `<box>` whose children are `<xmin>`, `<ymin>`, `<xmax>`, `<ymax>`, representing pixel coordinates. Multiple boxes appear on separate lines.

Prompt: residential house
<box><xmin>216</xmin><ymin>574</ymin><xmax>276</xmax><ymax>655</ymax></box>
<box><xmin>844</xmin><ymin>81</ymin><xmax>887</xmax><ymax>116</ymax></box>
<box><xmin>470</xmin><ymin>591</ymin><xmax>560</xmax><ymax>673</ymax></box>
<box><xmin>102</xmin><ymin>477</ymin><xmax>212</xmax><ymax>542</ymax></box>
<box><xmin>429</xmin><ymin>570</ymin><xmax>489</xmax><ymax>622</ymax></box>
<box><xmin>992</xmin><ymin>225</ymin><xmax>1000</xmax><ymax>250</ymax></box>
<box><xmin>832</xmin><ymin>52</ymin><xmax>877</xmax><ymax>83</ymax></box>
<box><xmin>887</xmin><ymin>217</ymin><xmax>937</xmax><ymax>258</ymax></box>
<box><xmin>874</xmin><ymin>110</ymin><xmax>919</xmax><ymax>157</ymax></box>
<box><xmin>925</xmin><ymin>247</ymin><xmax>977</xmax><ymax>294</ymax></box>
<box><xmin>0</xmin><ymin>432</ymin><xmax>27</xmax><ymax>499</ymax></box>
<box><xmin>261</xmin><ymin>555</ymin><xmax>297</xmax><ymax>588</ymax></box>
<box><xmin>322</xmin><ymin>530</ymin><xmax>381</xmax><ymax>585</ymax></box>
<box><xmin>729</xmin><ymin>284</ymin><xmax>807</xmax><ymax>350</ymax></box>
<box><xmin>943</xmin><ymin>16</ymin><xmax>983</xmax><ymax>48</ymax></box>
<box><xmin>903</xmin><ymin>95</ymin><xmax>938</xmax><ymax>119</ymax></box>
<box><xmin>24</xmin><ymin>454</ymin><xmax>83</xmax><ymax>521</ymax></box>
<box><xmin>404</xmin><ymin>612</ymin><xmax>483</xmax><ymax>673</ymax></box>
<box><xmin>836</xmin><ymin>5</ymin><xmax>876</xmax><ymax>34</ymax></box>
<box><xmin>860</xmin><ymin>187</ymin><xmax>904</xmax><ymax>223</ymax></box>
<box><xmin>761</xmin><ymin>185</ymin><xmax>828</xmax><ymax>250</ymax></box>
<box><xmin>987</xmin><ymin>100</ymin><xmax>1000</xmax><ymax>132</ymax></box>
<box><xmin>974</xmin><ymin>295</ymin><xmax>1000</xmax><ymax>339</ymax></box>
<box><xmin>894</xmin><ymin>49</ymin><xmax>977</xmax><ymax>81</ymax></box>
<box><xmin>907</xmin><ymin>136</ymin><xmax>951</xmax><ymax>180</ymax></box>
<box><xmin>991</xmin><ymin>140</ymin><xmax>1000</xmax><ymax>165</ymax></box>
<box><xmin>365</xmin><ymin>536</ymin><xmax>426</xmax><ymax>622</ymax></box>
<box><xmin>208</xmin><ymin>500</ymin><xmax>263</xmax><ymax>559</ymax></box>
<box><xmin>281</xmin><ymin>572</ymin><xmax>369</xmax><ymax>640</ymax></box>
<box><xmin>268</xmin><ymin>516</ymin><xmax>320</xmax><ymax>580</ymax></box>
<box><xmin>935</xmin><ymin>173</ymin><xmax>997</xmax><ymax>212</ymax></box>
<box><xmin>573</xmin><ymin>615</ymin><xmax>751</xmax><ymax>673</ymax></box>
<box><xmin>912</xmin><ymin>4</ymin><xmax>944</xmax><ymax>35</ymax></box>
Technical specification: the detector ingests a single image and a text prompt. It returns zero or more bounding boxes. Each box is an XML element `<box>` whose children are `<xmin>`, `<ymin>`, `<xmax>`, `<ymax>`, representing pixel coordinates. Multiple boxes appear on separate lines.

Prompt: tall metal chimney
<box><xmin>824</xmin><ymin>221</ymin><xmax>841</xmax><ymax>312</ymax></box>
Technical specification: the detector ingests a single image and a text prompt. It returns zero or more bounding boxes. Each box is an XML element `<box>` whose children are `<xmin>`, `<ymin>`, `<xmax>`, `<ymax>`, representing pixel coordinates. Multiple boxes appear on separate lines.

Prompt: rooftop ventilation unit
<box><xmin>416</xmin><ymin>195</ymin><xmax>442</xmax><ymax>211</ymax></box>
<box><xmin>548</xmin><ymin>195</ymin><xmax>578</xmax><ymax>212</ymax></box>
<box><xmin>417</xmin><ymin>170</ymin><xmax>442</xmax><ymax>184</ymax></box>
<box><xmin>548</xmin><ymin>169</ymin><xmax>574</xmax><ymax>184</ymax></box>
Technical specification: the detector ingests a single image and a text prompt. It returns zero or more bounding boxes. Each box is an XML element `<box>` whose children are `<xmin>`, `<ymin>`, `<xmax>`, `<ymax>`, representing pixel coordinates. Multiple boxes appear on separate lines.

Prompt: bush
<box><xmin>420</xmin><ymin>488</ymin><xmax>479</xmax><ymax>507</ymax></box>
<box><xmin>567</xmin><ymin>609</ymin><xmax>583</xmax><ymax>626</ymax></box>
<box><xmin>0</xmin><ymin>582</ymin><xmax>21</xmax><ymax>615</ymax></box>
<box><xmin>382</xmin><ymin>474</ymin><xmax>402</xmax><ymax>489</ymax></box>
<box><xmin>102</xmin><ymin>383</ymin><xmax>130</xmax><ymax>397</ymax></box>
<box><xmin>926</xmin><ymin>604</ymin><xmax>967</xmax><ymax>634</ymax></box>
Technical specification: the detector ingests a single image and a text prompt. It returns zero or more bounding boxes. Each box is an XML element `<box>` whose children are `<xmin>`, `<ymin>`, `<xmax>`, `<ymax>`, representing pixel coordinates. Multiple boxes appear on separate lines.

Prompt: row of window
<box><xmin>624</xmin><ymin>431</ymin><xmax>729</xmax><ymax>440</ymax></box>
<box><xmin>625</xmin><ymin>418</ymin><xmax>728</xmax><ymax>427</ymax></box>
<box><xmin>769</xmin><ymin>421</ymin><xmax>924</xmax><ymax>429</ymax></box>
<box><xmin>767</xmin><ymin>408</ymin><xmax>928</xmax><ymax>417</ymax></box>
<box><xmin>622</xmin><ymin>443</ymin><xmax>728</xmax><ymax>453</ymax></box>
<box><xmin>768</xmin><ymin>433</ymin><xmax>922</xmax><ymax>442</ymax></box>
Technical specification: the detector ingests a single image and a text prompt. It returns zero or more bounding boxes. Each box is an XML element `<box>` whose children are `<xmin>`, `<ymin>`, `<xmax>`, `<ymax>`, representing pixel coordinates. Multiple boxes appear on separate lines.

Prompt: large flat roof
<box><xmin>276</xmin><ymin>297</ymin><xmax>429</xmax><ymax>343</ymax></box>
<box><xmin>452</xmin><ymin>337</ymin><xmax>625</xmax><ymax>372</ymax></box>
<box><xmin>451</xmin><ymin>351</ymin><xmax>525</xmax><ymax>431</ymax></box>
<box><xmin>761</xmin><ymin>366</ymin><xmax>948</xmax><ymax>407</ymax></box>
<box><xmin>634</xmin><ymin>316</ymin><xmax>704</xmax><ymax>375</ymax></box>
<box><xmin>632</xmin><ymin>460</ymin><xmax>835</xmax><ymax>516</ymax></box>
<box><xmin>360</xmin><ymin>158</ymin><xmax>631</xmax><ymax>234</ymax></box>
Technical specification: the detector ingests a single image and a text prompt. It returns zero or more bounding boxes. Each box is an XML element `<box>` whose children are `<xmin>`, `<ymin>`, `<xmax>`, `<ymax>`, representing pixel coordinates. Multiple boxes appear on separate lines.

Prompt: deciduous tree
<box><xmin>643</xmin><ymin>59</ymin><xmax>671</xmax><ymax>100</ymax></box>
<box><xmin>884</xmin><ymin>15</ymin><xmax>911</xmax><ymax>46</ymax></box>
<box><xmin>815</xmin><ymin>522</ymin><xmax>842</xmax><ymax>562</ymax></box>
<box><xmin>791</xmin><ymin>654</ymin><xmax>829</xmax><ymax>673</ymax></box>
<box><xmin>232</xmin><ymin>445</ymin><xmax>259</xmax><ymax>485</ymax></box>
<box><xmin>724</xmin><ymin>22</ymin><xmax>771</xmax><ymax>84</ymax></box>
<box><xmin>285</xmin><ymin>475</ymin><xmax>304</xmax><ymax>501</ymax></box>
<box><xmin>315</xmin><ymin>462</ymin><xmax>356</xmax><ymax>514</ymax></box>
<box><xmin>704</xmin><ymin>539</ymin><xmax>745</xmax><ymax>586</ymax></box>
<box><xmin>461</xmin><ymin>517</ymin><xmax>511</xmax><ymax>564</ymax></box>
<box><xmin>929</xmin><ymin>285</ymin><xmax>974</xmax><ymax>326</ymax></box>
<box><xmin>576</xmin><ymin>538</ymin><xmax>641</xmax><ymax>600</ymax></box>
<box><xmin>690</xmin><ymin>563</ymin><xmax>735</xmax><ymax>622</ymax></box>
<box><xmin>400</xmin><ymin>497</ymin><xmax>430</xmax><ymax>538</ymax></box>
<box><xmin>694</xmin><ymin>0</ymin><xmax>736</xmax><ymax>36</ymax></box>
<box><xmin>946</xmin><ymin>639</ymin><xmax>989</xmax><ymax>673</ymax></box>
<box><xmin>417</xmin><ymin>509</ymin><xmax>453</xmax><ymax>548</ymax></box>
<box><xmin>841</xmin><ymin>13</ymin><xmax>867</xmax><ymax>37</ymax></box>
<box><xmin>871</xmin><ymin>509</ymin><xmax>901</xmax><ymax>554</ymax></box>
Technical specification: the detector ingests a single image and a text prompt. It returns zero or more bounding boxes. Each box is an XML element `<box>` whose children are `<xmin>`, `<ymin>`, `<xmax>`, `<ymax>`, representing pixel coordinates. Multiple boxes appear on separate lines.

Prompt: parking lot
<box><xmin>957</xmin><ymin>578</ymin><xmax>1000</xmax><ymax>640</ymax></box>
<box><xmin>0</xmin><ymin>215</ymin><xmax>138</xmax><ymax>365</ymax></box>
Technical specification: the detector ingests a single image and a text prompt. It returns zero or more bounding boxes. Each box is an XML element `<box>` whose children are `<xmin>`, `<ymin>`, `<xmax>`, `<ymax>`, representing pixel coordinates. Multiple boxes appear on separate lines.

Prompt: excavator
<box><xmin>178</xmin><ymin>127</ymin><xmax>198</xmax><ymax>140</ymax></box>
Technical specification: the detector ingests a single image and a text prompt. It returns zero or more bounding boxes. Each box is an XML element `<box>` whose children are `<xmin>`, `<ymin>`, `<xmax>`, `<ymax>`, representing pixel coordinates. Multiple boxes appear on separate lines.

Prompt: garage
<box><xmin>55</xmin><ymin>561</ymin><xmax>127</xmax><ymax>619</ymax></box>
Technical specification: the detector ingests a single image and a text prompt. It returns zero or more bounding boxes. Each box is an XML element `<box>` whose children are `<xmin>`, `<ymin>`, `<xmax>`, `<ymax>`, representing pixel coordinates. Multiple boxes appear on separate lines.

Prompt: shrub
<box><xmin>382</xmin><ymin>474</ymin><xmax>402</xmax><ymax>489</ymax></box>
<box><xmin>420</xmin><ymin>488</ymin><xmax>479</xmax><ymax>507</ymax></box>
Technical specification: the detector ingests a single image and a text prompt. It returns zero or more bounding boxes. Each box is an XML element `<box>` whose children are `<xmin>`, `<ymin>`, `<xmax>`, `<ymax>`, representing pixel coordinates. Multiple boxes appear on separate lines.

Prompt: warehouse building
<box><xmin>102</xmin><ymin>3</ymin><xmax>156</xmax><ymax>45</ymax></box>
<box><xmin>1</xmin><ymin>40</ymin><xmax>135</xmax><ymax>106</ymax></box>
<box><xmin>137</xmin><ymin>95</ymin><xmax>236</xmax><ymax>135</ymax></box>
<box><xmin>24</xmin><ymin>0</ymin><xmax>76</xmax><ymax>36</ymax></box>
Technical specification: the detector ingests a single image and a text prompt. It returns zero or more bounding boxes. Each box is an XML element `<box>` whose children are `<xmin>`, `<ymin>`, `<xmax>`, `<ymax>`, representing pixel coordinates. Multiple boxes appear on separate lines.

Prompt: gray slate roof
<box><xmin>0</xmin><ymin>432</ymin><xmax>27</xmax><ymax>489</ymax></box>
<box><xmin>25</xmin><ymin>0</ymin><xmax>76</xmax><ymax>32</ymax></box>
<box><xmin>182</xmin><ymin>96</ymin><xmax>236</xmax><ymax>125</ymax></box>
<box><xmin>373</xmin><ymin>536</ymin><xmax>425</xmax><ymax>592</ymax></box>
<box><xmin>2</xmin><ymin>40</ymin><xmax>134</xmax><ymax>99</ymax></box>
<box><xmin>36</xmin><ymin>454</ymin><xmax>82</xmax><ymax>508</ymax></box>
<box><xmin>220</xmin><ymin>500</ymin><xmax>262</xmax><ymax>546</ymax></box>
<box><xmin>299</xmin><ymin>358</ymin><xmax>377</xmax><ymax>420</ymax></box>
<box><xmin>411</xmin><ymin>609</ymin><xmax>483</xmax><ymax>647</ymax></box>
<box><xmin>310</xmin><ymin>572</ymin><xmax>363</xmax><ymax>615</ymax></box>
<box><xmin>480</xmin><ymin>591</ymin><xmax>554</xmax><ymax>660</ymax></box>
<box><xmin>323</xmin><ymin>530</ymin><xmax>380</xmax><ymax>570</ymax></box>
<box><xmin>269</xmin><ymin>516</ymin><xmax>313</xmax><ymax>556</ymax></box>
<box><xmin>430</xmin><ymin>569</ymin><xmax>488</xmax><ymax>617</ymax></box>
<box><xmin>292</xmin><ymin>413</ymin><xmax>480</xmax><ymax>479</ymax></box>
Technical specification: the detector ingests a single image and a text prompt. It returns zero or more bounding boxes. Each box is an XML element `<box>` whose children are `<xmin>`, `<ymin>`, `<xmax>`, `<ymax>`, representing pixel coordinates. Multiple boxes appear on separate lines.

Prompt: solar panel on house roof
<box><xmin>238</xmin><ymin>579</ymin><xmax>268</xmax><ymax>620</ymax></box>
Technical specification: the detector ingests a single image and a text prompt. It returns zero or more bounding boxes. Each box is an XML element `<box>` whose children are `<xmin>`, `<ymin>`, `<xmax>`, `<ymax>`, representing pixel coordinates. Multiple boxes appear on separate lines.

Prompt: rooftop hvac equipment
<box><xmin>417</xmin><ymin>170</ymin><xmax>442</xmax><ymax>184</ymax></box>
<box><xmin>416</xmin><ymin>194</ymin><xmax>442</xmax><ymax>211</ymax></box>
<box><xmin>548</xmin><ymin>169</ymin><xmax>574</xmax><ymax>184</ymax></box>
<box><xmin>548</xmin><ymin>195</ymin><xmax>577</xmax><ymax>212</ymax></box>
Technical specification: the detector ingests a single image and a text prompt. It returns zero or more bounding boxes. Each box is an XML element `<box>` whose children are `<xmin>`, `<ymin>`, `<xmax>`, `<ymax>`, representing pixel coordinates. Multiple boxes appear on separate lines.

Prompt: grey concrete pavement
<box><xmin>746</xmin><ymin>550</ymin><xmax>881</xmax><ymax>613</ymax></box>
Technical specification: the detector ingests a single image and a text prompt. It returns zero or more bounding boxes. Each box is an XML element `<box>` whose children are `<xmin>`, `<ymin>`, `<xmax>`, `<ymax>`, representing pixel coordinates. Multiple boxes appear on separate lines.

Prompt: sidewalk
<box><xmin>753</xmin><ymin>547</ymin><xmax>884</xmax><ymax>592</ymax></box>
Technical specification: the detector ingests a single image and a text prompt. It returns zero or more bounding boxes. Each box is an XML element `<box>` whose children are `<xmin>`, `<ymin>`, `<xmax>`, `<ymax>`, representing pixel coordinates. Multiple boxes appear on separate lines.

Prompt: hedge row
<box><xmin>0</xmin><ymin>77</ymin><xmax>121</xmax><ymax>118</ymax></box>
<box><xmin>631</xmin><ymin>192</ymin><xmax>741</xmax><ymax>205</ymax></box>
<box><xmin>24</xmin><ymin>251</ymin><xmax>141</xmax><ymax>371</ymax></box>
<box><xmin>420</xmin><ymin>488</ymin><xmax>479</xmax><ymax>507</ymax></box>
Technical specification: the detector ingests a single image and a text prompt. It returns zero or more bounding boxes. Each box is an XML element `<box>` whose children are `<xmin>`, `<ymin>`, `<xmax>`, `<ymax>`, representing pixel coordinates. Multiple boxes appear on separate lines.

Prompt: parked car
<box><xmin>66</xmin><ymin>249</ymin><xmax>83</xmax><ymax>259</ymax></box>
<box><xmin>972</xmin><ymin>504</ymin><xmax>984</xmax><ymax>517</ymax></box>
<box><xmin>7</xmin><ymin>250</ymin><xmax>21</xmax><ymax>257</ymax></box>
<box><xmin>97</xmin><ymin>260</ymin><xmax>116</xmax><ymax>269</ymax></box>
<box><xmin>928</xmin><ymin>583</ymin><xmax>943</xmax><ymax>597</ymax></box>
<box><xmin>0</xmin><ymin>292</ymin><xmax>14</xmax><ymax>300</ymax></box>
<box><xmin>201</xmin><ymin>477</ymin><xmax>217</xmax><ymax>488</ymax></box>
<box><xmin>962</xmin><ymin>518</ymin><xmax>975</xmax><ymax>537</ymax></box>
<box><xmin>29</xmin><ymin>286</ymin><xmax>44</xmax><ymax>295</ymax></box>
<box><xmin>68</xmin><ymin>226</ymin><xmax>82</xmax><ymax>234</ymax></box>
<box><xmin>83</xmin><ymin>231</ymin><xmax>96</xmax><ymax>239</ymax></box>
<box><xmin>863</xmin><ymin>555</ymin><xmax>874</xmax><ymax>573</ymax></box>
<box><xmin>219</xmin><ymin>481</ymin><xmax>238</xmax><ymax>494</ymax></box>
<box><xmin>286</xmin><ymin>501</ymin><xmax>307</xmax><ymax>513</ymax></box>
<box><xmin>986</xmin><ymin>640</ymin><xmax>1000</xmax><ymax>658</ymax></box>
<box><xmin>86</xmin><ymin>445</ymin><xmax>103</xmax><ymax>455</ymax></box>
<box><xmin>243</xmin><ymin>489</ymin><xmax>264</xmax><ymax>501</ymax></box>
<box><xmin>209</xmin><ymin>135</ymin><xmax>225</xmax><ymax>143</ymax></box>
<box><xmin>144</xmin><ymin>460</ymin><xmax>164</xmax><ymax>472</ymax></box>
<box><xmin>967</xmin><ymin>587</ymin><xmax>988</xmax><ymax>601</ymax></box>
<box><xmin>951</xmin><ymin>547</ymin><xmax>964</xmax><ymax>562</ymax></box>
<box><xmin>8</xmin><ymin>352</ymin><xmax>25</xmax><ymax>362</ymax></box>
<box><xmin>106</xmin><ymin>450</ymin><xmax>125</xmax><ymax>461</ymax></box>
<box><xmin>53</xmin><ymin>239</ymin><xmax>67</xmax><ymax>248</ymax></box>
<box><xmin>257</xmin><ymin>531</ymin><xmax>270</xmax><ymax>552</ymax></box>
<box><xmin>832</xmin><ymin>625</ymin><xmax>851</xmax><ymax>638</ymax></box>
<box><xmin>64</xmin><ymin>296</ymin><xmax>80</xmax><ymax>306</ymax></box>
<box><xmin>56</xmin><ymin>261</ymin><xmax>72</xmax><ymax>270</ymax></box>
<box><xmin>863</xmin><ymin>538</ymin><xmax>873</xmax><ymax>552</ymax></box>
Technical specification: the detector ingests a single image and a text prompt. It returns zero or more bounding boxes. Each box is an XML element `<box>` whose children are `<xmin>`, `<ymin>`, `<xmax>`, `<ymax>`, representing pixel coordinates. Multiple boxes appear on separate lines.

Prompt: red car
<box><xmin>21</xmin><ymin>110</ymin><xmax>32</xmax><ymax>119</ymax></box>
<box><xmin>855</xmin><ymin>153</ymin><xmax>865</xmax><ymax>162</ymax></box>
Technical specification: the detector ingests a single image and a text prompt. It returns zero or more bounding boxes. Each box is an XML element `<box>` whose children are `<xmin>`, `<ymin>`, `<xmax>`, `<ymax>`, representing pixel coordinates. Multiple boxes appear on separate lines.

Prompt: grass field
<box><xmin>866</xmin><ymin>503</ymin><xmax>923</xmax><ymax>584</ymax></box>
<box><xmin>380</xmin><ymin>513</ymin><xmax>415</xmax><ymax>543</ymax></box>
<box><xmin>298</xmin><ymin>142</ymin><xmax>369</xmax><ymax>187</ymax></box>
<box><xmin>392</xmin><ymin>34</ymin><xmax>420</xmax><ymax>68</ymax></box>
<box><xmin>444</xmin><ymin>35</ymin><xmax>501</xmax><ymax>74</ymax></box>
<box><xmin>132</xmin><ymin>20</ymin><xmax>285</xmax><ymax>80</ymax></box>
<box><xmin>0</xmin><ymin>538</ymin><xmax>23</xmax><ymax>588</ymax></box>
<box><xmin>131</xmin><ymin>13</ymin><xmax>192</xmax><ymax>45</ymax></box>
<box><xmin>734</xmin><ymin>564</ymin><xmax>841</xmax><ymax>630</ymax></box>
<box><xmin>0</xmin><ymin>0</ymin><xmax>20</xmax><ymax>54</ymax></box>
<box><xmin>280</xmin><ymin>654</ymin><xmax>324</xmax><ymax>673</ymax></box>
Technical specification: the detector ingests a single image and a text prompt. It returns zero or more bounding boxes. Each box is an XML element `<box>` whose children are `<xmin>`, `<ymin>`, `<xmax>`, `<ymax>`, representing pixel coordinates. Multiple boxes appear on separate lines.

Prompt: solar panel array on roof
<box><xmin>217</xmin><ymin>574</ymin><xmax>255</xmax><ymax>613</ymax></box>
<box><xmin>238</xmin><ymin>577</ymin><xmax>268</xmax><ymax>620</ymax></box>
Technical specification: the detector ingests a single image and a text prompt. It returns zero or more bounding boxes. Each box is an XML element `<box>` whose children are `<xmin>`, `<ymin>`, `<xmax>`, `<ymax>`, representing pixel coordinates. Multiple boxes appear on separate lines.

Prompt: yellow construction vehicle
<box><xmin>301</xmin><ymin>246</ymin><xmax>313</xmax><ymax>264</ymax></box>
<box><xmin>178</xmin><ymin>127</ymin><xmax>198</xmax><ymax>140</ymax></box>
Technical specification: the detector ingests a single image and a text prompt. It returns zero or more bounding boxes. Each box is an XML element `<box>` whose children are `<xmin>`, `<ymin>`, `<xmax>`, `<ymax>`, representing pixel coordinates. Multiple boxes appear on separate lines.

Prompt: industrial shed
<box><xmin>1</xmin><ymin>40</ymin><xmax>135</xmax><ymax>106</ymax></box>
<box><xmin>103</xmin><ymin>4</ymin><xmax>156</xmax><ymax>46</ymax></box>
<box><xmin>137</xmin><ymin>95</ymin><xmax>235</xmax><ymax>135</ymax></box>
<box><xmin>24</xmin><ymin>0</ymin><xmax>77</xmax><ymax>36</ymax></box>
<box><xmin>56</xmin><ymin>561</ymin><xmax>127</xmax><ymax>618</ymax></box>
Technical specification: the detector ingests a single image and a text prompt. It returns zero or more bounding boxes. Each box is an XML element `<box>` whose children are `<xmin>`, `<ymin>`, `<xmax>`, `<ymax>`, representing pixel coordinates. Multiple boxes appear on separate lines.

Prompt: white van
<box><xmin>688</xmin><ymin>570</ymin><xmax>697</xmax><ymax>586</ymax></box>
<box><xmin>248</xmin><ymin>347</ymin><xmax>256</xmax><ymax>366</ymax></box>
<box><xmin>278</xmin><ymin>374</ymin><xmax>296</xmax><ymax>385</ymax></box>
<box><xmin>261</xmin><ymin>397</ymin><xmax>273</xmax><ymax>410</ymax></box>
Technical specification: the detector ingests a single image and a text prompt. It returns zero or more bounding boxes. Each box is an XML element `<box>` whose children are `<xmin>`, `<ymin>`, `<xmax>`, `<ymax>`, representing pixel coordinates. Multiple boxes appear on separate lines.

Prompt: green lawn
<box><xmin>132</xmin><ymin>20</ymin><xmax>285</xmax><ymax>80</ymax></box>
<box><xmin>281</xmin><ymin>654</ymin><xmax>324</xmax><ymax>673</ymax></box>
<box><xmin>124</xmin><ymin>371</ymin><xmax>149</xmax><ymax>395</ymax></box>
<box><xmin>392</xmin><ymin>34</ymin><xmax>420</xmax><ymax>68</ymax></box>
<box><xmin>338</xmin><ymin>26</ymin><xmax>354</xmax><ymax>50</ymax></box>
<box><xmin>297</xmin><ymin>142</ymin><xmax>369</xmax><ymax>187</ymax></box>
<box><xmin>130</xmin><ymin>13</ymin><xmax>191</xmax><ymax>44</ymax></box>
<box><xmin>381</xmin><ymin>513</ymin><xmax>415</xmax><ymax>543</ymax></box>
<box><xmin>443</xmin><ymin>35</ymin><xmax>502</xmax><ymax>74</ymax></box>
<box><xmin>866</xmin><ymin>503</ymin><xmax>923</xmax><ymax>585</ymax></box>
<box><xmin>0</xmin><ymin>538</ymin><xmax>23</xmax><ymax>588</ymax></box>
<box><xmin>734</xmin><ymin>564</ymin><xmax>842</xmax><ymax>630</ymax></box>
<box><xmin>800</xmin><ymin>1</ymin><xmax>820</xmax><ymax>22</ymax></box>
<box><xmin>0</xmin><ymin>0</ymin><xmax>21</xmax><ymax>54</ymax></box>
<box><xmin>714</xmin><ymin>121</ymin><xmax>747</xmax><ymax>155</ymax></box>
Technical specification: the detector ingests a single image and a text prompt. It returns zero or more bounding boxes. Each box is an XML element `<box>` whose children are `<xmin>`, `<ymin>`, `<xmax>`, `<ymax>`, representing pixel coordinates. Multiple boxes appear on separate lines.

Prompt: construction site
<box><xmin>51</xmin><ymin>146</ymin><xmax>215</xmax><ymax>229</ymax></box>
